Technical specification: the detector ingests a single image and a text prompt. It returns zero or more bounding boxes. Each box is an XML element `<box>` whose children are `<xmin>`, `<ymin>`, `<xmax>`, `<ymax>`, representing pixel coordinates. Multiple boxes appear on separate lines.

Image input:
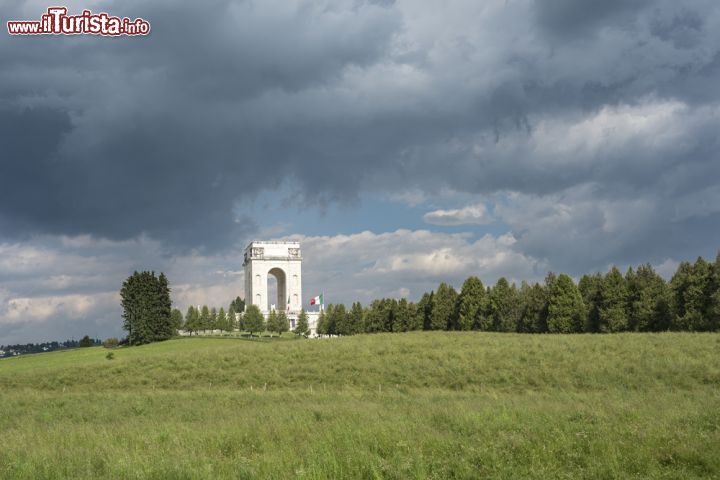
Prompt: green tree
<box><xmin>547</xmin><ymin>274</ymin><xmax>585</xmax><ymax>333</ymax></box>
<box><xmin>392</xmin><ymin>298</ymin><xmax>412</xmax><ymax>332</ymax></box>
<box><xmin>316</xmin><ymin>309</ymin><xmax>327</xmax><ymax>336</ymax></box>
<box><xmin>488</xmin><ymin>278</ymin><xmax>516</xmax><ymax>332</ymax></box>
<box><xmin>295</xmin><ymin>309</ymin><xmax>310</xmax><ymax>337</ymax></box>
<box><xmin>458</xmin><ymin>276</ymin><xmax>486</xmax><ymax>330</ymax></box>
<box><xmin>199</xmin><ymin>305</ymin><xmax>211</xmax><ymax>333</ymax></box>
<box><xmin>430</xmin><ymin>283</ymin><xmax>457</xmax><ymax>330</ymax></box>
<box><xmin>599</xmin><ymin>267</ymin><xmax>629</xmax><ymax>332</ymax></box>
<box><xmin>227</xmin><ymin>306</ymin><xmax>237</xmax><ymax>332</ymax></box>
<box><xmin>333</xmin><ymin>304</ymin><xmax>352</xmax><ymax>336</ymax></box>
<box><xmin>626</xmin><ymin>264</ymin><xmax>671</xmax><ymax>331</ymax></box>
<box><xmin>230</xmin><ymin>296</ymin><xmax>245</xmax><ymax>314</ymax></box>
<box><xmin>671</xmin><ymin>258</ymin><xmax>712</xmax><ymax>331</ymax></box>
<box><xmin>417</xmin><ymin>292</ymin><xmax>433</xmax><ymax>330</ymax></box>
<box><xmin>708</xmin><ymin>252</ymin><xmax>720</xmax><ymax>331</ymax></box>
<box><xmin>209</xmin><ymin>307</ymin><xmax>218</xmax><ymax>331</ymax></box>
<box><xmin>517</xmin><ymin>282</ymin><xmax>547</xmax><ymax>333</ymax></box>
<box><xmin>216</xmin><ymin>307</ymin><xmax>228</xmax><ymax>333</ymax></box>
<box><xmin>578</xmin><ymin>273</ymin><xmax>603</xmax><ymax>332</ymax></box>
<box><xmin>79</xmin><ymin>335</ymin><xmax>93</xmax><ymax>348</ymax></box>
<box><xmin>349</xmin><ymin>302</ymin><xmax>364</xmax><ymax>334</ymax></box>
<box><xmin>184</xmin><ymin>306</ymin><xmax>198</xmax><ymax>335</ymax></box>
<box><xmin>244</xmin><ymin>304</ymin><xmax>265</xmax><ymax>337</ymax></box>
<box><xmin>274</xmin><ymin>311</ymin><xmax>290</xmax><ymax>336</ymax></box>
<box><xmin>120</xmin><ymin>271</ymin><xmax>174</xmax><ymax>345</ymax></box>
<box><xmin>266</xmin><ymin>310</ymin><xmax>279</xmax><ymax>337</ymax></box>
<box><xmin>170</xmin><ymin>308</ymin><xmax>183</xmax><ymax>333</ymax></box>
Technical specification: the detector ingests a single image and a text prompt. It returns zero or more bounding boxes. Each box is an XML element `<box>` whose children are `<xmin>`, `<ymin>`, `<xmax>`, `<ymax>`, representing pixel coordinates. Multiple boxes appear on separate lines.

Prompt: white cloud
<box><xmin>423</xmin><ymin>203</ymin><xmax>493</xmax><ymax>226</ymax></box>
<box><xmin>286</xmin><ymin>229</ymin><xmax>545</xmax><ymax>304</ymax></box>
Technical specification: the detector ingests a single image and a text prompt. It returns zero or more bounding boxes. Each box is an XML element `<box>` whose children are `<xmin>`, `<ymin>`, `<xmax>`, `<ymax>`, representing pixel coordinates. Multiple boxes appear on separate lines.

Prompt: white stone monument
<box><xmin>243</xmin><ymin>240</ymin><xmax>319</xmax><ymax>335</ymax></box>
<box><xmin>243</xmin><ymin>240</ymin><xmax>303</xmax><ymax>314</ymax></box>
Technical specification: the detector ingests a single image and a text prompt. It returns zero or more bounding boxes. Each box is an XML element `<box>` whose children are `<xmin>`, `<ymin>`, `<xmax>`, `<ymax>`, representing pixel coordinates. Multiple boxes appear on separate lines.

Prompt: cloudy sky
<box><xmin>2</xmin><ymin>0</ymin><xmax>719</xmax><ymax>344</ymax></box>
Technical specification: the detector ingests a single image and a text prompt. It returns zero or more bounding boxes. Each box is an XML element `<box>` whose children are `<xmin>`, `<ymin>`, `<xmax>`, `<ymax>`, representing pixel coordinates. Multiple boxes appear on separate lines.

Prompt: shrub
<box><xmin>103</xmin><ymin>338</ymin><xmax>119</xmax><ymax>349</ymax></box>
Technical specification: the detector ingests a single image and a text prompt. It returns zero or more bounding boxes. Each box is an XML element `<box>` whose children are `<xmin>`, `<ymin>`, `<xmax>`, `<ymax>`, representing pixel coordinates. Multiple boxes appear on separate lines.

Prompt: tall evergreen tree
<box><xmin>458</xmin><ymin>276</ymin><xmax>486</xmax><ymax>331</ymax></box>
<box><xmin>707</xmin><ymin>252</ymin><xmax>720</xmax><ymax>331</ymax></box>
<box><xmin>170</xmin><ymin>308</ymin><xmax>183</xmax><ymax>333</ymax></box>
<box><xmin>274</xmin><ymin>311</ymin><xmax>290</xmax><ymax>336</ymax></box>
<box><xmin>578</xmin><ymin>273</ymin><xmax>602</xmax><ymax>332</ymax></box>
<box><xmin>547</xmin><ymin>274</ymin><xmax>585</xmax><ymax>333</ymax></box>
<box><xmin>230</xmin><ymin>296</ymin><xmax>245</xmax><ymax>314</ymax></box>
<box><xmin>626</xmin><ymin>264</ymin><xmax>670</xmax><ymax>331</ymax></box>
<box><xmin>209</xmin><ymin>307</ymin><xmax>218</xmax><ymax>331</ymax></box>
<box><xmin>430</xmin><ymin>283</ymin><xmax>457</xmax><ymax>330</ymax></box>
<box><xmin>517</xmin><ymin>282</ymin><xmax>547</xmax><ymax>333</ymax></box>
<box><xmin>227</xmin><ymin>306</ymin><xmax>237</xmax><ymax>332</ymax></box>
<box><xmin>316</xmin><ymin>309</ymin><xmax>327</xmax><ymax>336</ymax></box>
<box><xmin>295</xmin><ymin>309</ymin><xmax>310</xmax><ymax>337</ymax></box>
<box><xmin>266</xmin><ymin>310</ymin><xmax>279</xmax><ymax>336</ymax></box>
<box><xmin>244</xmin><ymin>305</ymin><xmax>265</xmax><ymax>337</ymax></box>
<box><xmin>671</xmin><ymin>258</ymin><xmax>712</xmax><ymax>331</ymax></box>
<box><xmin>488</xmin><ymin>278</ymin><xmax>515</xmax><ymax>332</ymax></box>
<box><xmin>120</xmin><ymin>271</ymin><xmax>174</xmax><ymax>345</ymax></box>
<box><xmin>349</xmin><ymin>302</ymin><xmax>364</xmax><ymax>334</ymax></box>
<box><xmin>216</xmin><ymin>307</ymin><xmax>228</xmax><ymax>333</ymax></box>
<box><xmin>392</xmin><ymin>298</ymin><xmax>411</xmax><ymax>332</ymax></box>
<box><xmin>184</xmin><ymin>306</ymin><xmax>198</xmax><ymax>335</ymax></box>
<box><xmin>199</xmin><ymin>305</ymin><xmax>211</xmax><ymax>333</ymax></box>
<box><xmin>599</xmin><ymin>267</ymin><xmax>629</xmax><ymax>332</ymax></box>
<box><xmin>330</xmin><ymin>304</ymin><xmax>349</xmax><ymax>335</ymax></box>
<box><xmin>417</xmin><ymin>291</ymin><xmax>434</xmax><ymax>330</ymax></box>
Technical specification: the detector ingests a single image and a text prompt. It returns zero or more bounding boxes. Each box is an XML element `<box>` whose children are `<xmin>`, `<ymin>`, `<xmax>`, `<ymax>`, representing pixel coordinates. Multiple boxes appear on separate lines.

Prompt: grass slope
<box><xmin>0</xmin><ymin>332</ymin><xmax>719</xmax><ymax>479</ymax></box>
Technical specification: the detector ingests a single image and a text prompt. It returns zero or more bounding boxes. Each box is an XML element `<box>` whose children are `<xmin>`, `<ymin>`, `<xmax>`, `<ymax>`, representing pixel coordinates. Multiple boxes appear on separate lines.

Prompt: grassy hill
<box><xmin>0</xmin><ymin>332</ymin><xmax>718</xmax><ymax>479</ymax></box>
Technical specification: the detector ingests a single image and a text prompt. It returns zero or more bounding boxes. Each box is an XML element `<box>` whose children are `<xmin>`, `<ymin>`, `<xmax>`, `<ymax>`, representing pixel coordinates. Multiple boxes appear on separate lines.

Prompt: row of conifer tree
<box><xmin>315</xmin><ymin>252</ymin><xmax>720</xmax><ymax>335</ymax></box>
<box><xmin>179</xmin><ymin>303</ymin><xmax>311</xmax><ymax>337</ymax></box>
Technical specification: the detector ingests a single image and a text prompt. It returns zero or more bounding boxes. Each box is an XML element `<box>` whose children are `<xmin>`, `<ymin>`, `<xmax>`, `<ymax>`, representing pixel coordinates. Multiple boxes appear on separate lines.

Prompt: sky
<box><xmin>1</xmin><ymin>0</ymin><xmax>720</xmax><ymax>344</ymax></box>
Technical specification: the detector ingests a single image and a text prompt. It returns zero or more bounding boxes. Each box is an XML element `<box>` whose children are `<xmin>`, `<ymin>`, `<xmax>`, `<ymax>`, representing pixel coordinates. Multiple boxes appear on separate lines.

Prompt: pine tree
<box><xmin>199</xmin><ymin>305</ymin><xmax>211</xmax><ymax>333</ymax></box>
<box><xmin>417</xmin><ymin>292</ymin><xmax>433</xmax><ymax>330</ymax></box>
<box><xmin>275</xmin><ymin>311</ymin><xmax>290</xmax><ymax>337</ymax></box>
<box><xmin>216</xmin><ymin>307</ymin><xmax>228</xmax><ymax>333</ymax></box>
<box><xmin>430</xmin><ymin>283</ymin><xmax>457</xmax><ymax>330</ymax></box>
<box><xmin>599</xmin><ymin>267</ymin><xmax>629</xmax><ymax>332</ymax></box>
<box><xmin>626</xmin><ymin>264</ymin><xmax>670</xmax><ymax>331</ymax></box>
<box><xmin>392</xmin><ymin>298</ymin><xmax>411</xmax><ymax>332</ymax></box>
<box><xmin>266</xmin><ymin>310</ymin><xmax>279</xmax><ymax>337</ymax></box>
<box><xmin>349</xmin><ymin>302</ymin><xmax>364</xmax><ymax>334</ymax></box>
<box><xmin>230</xmin><ymin>296</ymin><xmax>246</xmax><ymax>314</ymax></box>
<box><xmin>184</xmin><ymin>306</ymin><xmax>198</xmax><ymax>335</ymax></box>
<box><xmin>707</xmin><ymin>252</ymin><xmax>720</xmax><ymax>331</ymax></box>
<box><xmin>458</xmin><ymin>276</ymin><xmax>486</xmax><ymax>330</ymax></box>
<box><xmin>120</xmin><ymin>271</ymin><xmax>174</xmax><ymax>345</ymax></box>
<box><xmin>207</xmin><ymin>307</ymin><xmax>217</xmax><ymax>332</ymax></box>
<box><xmin>547</xmin><ymin>274</ymin><xmax>585</xmax><ymax>333</ymax></box>
<box><xmin>517</xmin><ymin>282</ymin><xmax>547</xmax><ymax>333</ymax></box>
<box><xmin>488</xmin><ymin>278</ymin><xmax>516</xmax><ymax>332</ymax></box>
<box><xmin>227</xmin><ymin>306</ymin><xmax>237</xmax><ymax>332</ymax></box>
<box><xmin>671</xmin><ymin>258</ymin><xmax>712</xmax><ymax>331</ymax></box>
<box><xmin>170</xmin><ymin>308</ymin><xmax>183</xmax><ymax>333</ymax></box>
<box><xmin>333</xmin><ymin>304</ymin><xmax>351</xmax><ymax>335</ymax></box>
<box><xmin>295</xmin><ymin>309</ymin><xmax>310</xmax><ymax>337</ymax></box>
<box><xmin>578</xmin><ymin>273</ymin><xmax>602</xmax><ymax>332</ymax></box>
<box><xmin>316</xmin><ymin>309</ymin><xmax>327</xmax><ymax>336</ymax></box>
<box><xmin>244</xmin><ymin>305</ymin><xmax>265</xmax><ymax>337</ymax></box>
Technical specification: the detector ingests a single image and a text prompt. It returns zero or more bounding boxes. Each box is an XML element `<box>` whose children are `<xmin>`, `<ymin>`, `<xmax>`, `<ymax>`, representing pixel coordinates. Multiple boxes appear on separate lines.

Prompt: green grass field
<box><xmin>1</xmin><ymin>332</ymin><xmax>719</xmax><ymax>479</ymax></box>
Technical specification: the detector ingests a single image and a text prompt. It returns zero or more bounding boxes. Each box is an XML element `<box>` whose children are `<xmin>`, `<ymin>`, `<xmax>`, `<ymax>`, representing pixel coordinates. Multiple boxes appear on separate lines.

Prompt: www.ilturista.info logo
<box><xmin>7</xmin><ymin>7</ymin><xmax>150</xmax><ymax>36</ymax></box>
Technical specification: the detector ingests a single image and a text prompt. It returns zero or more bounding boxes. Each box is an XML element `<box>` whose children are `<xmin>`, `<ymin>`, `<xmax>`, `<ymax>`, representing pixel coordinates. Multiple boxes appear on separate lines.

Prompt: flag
<box><xmin>310</xmin><ymin>294</ymin><xmax>323</xmax><ymax>306</ymax></box>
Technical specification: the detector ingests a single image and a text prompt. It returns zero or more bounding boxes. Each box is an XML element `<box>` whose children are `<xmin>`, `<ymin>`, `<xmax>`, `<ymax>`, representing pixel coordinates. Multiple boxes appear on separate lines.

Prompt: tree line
<box><xmin>316</xmin><ymin>253</ymin><xmax>720</xmax><ymax>335</ymax></box>
<box><xmin>181</xmin><ymin>301</ymin><xmax>311</xmax><ymax>338</ymax></box>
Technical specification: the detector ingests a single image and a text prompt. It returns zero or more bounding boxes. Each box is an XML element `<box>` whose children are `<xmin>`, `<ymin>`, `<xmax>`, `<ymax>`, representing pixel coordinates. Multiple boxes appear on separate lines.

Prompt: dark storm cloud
<box><xmin>0</xmin><ymin>0</ymin><xmax>719</xmax><ymax>268</ymax></box>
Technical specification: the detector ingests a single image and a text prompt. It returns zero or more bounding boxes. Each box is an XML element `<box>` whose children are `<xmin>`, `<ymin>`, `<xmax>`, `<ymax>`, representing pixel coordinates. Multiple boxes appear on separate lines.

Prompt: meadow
<box><xmin>0</xmin><ymin>332</ymin><xmax>718</xmax><ymax>479</ymax></box>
